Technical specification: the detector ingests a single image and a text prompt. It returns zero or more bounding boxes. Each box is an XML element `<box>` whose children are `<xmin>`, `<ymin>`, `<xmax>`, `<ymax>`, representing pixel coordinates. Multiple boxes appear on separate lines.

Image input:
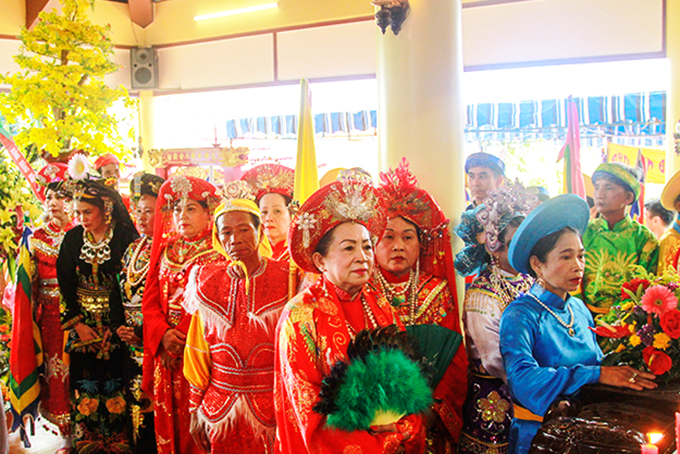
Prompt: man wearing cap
<box><xmin>580</xmin><ymin>163</ymin><xmax>659</xmax><ymax>316</ymax></box>
<box><xmin>94</xmin><ymin>153</ymin><xmax>131</xmax><ymax>211</ymax></box>
<box><xmin>658</xmin><ymin>171</ymin><xmax>680</xmax><ymax>274</ymax></box>
<box><xmin>465</xmin><ymin>152</ymin><xmax>505</xmax><ymax>211</ymax></box>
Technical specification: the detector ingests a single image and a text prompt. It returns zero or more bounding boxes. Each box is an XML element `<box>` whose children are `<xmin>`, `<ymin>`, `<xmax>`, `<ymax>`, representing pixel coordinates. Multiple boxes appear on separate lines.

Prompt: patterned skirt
<box><xmin>459</xmin><ymin>368</ymin><xmax>513</xmax><ymax>454</ymax></box>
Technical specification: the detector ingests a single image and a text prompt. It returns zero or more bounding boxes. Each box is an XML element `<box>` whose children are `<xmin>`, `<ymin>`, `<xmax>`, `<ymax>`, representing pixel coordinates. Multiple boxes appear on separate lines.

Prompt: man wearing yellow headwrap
<box><xmin>181</xmin><ymin>192</ymin><xmax>289</xmax><ymax>454</ymax></box>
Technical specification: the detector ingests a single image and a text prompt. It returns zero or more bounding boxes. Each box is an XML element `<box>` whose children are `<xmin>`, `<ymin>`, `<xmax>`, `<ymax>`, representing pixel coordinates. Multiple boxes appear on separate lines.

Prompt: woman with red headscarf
<box><xmin>369</xmin><ymin>159</ymin><xmax>468</xmax><ymax>453</ymax></box>
<box><xmin>141</xmin><ymin>175</ymin><xmax>223</xmax><ymax>454</ymax></box>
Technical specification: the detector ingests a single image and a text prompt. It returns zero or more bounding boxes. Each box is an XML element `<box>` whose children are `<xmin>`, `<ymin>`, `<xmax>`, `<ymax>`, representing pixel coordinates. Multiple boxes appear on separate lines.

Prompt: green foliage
<box><xmin>0</xmin><ymin>0</ymin><xmax>136</xmax><ymax>158</ymax></box>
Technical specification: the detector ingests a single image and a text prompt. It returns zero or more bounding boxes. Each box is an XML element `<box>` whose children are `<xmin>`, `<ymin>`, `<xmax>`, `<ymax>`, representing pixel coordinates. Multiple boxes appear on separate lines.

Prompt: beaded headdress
<box><xmin>454</xmin><ymin>180</ymin><xmax>538</xmax><ymax>276</ymax></box>
<box><xmin>241</xmin><ymin>164</ymin><xmax>295</xmax><ymax>203</ymax></box>
<box><xmin>289</xmin><ymin>180</ymin><xmax>386</xmax><ymax>273</ymax></box>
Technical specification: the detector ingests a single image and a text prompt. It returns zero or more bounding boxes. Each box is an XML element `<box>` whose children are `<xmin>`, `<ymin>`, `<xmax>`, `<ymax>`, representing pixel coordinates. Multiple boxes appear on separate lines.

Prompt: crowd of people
<box><xmin>14</xmin><ymin>150</ymin><xmax>672</xmax><ymax>454</ymax></box>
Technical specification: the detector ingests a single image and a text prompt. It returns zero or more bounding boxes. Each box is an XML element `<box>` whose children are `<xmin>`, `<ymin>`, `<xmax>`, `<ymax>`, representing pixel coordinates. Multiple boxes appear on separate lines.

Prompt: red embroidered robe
<box><xmin>274</xmin><ymin>278</ymin><xmax>426</xmax><ymax>454</ymax></box>
<box><xmin>184</xmin><ymin>258</ymin><xmax>289</xmax><ymax>453</ymax></box>
<box><xmin>31</xmin><ymin>221</ymin><xmax>72</xmax><ymax>433</ymax></box>
<box><xmin>142</xmin><ymin>233</ymin><xmax>223</xmax><ymax>454</ymax></box>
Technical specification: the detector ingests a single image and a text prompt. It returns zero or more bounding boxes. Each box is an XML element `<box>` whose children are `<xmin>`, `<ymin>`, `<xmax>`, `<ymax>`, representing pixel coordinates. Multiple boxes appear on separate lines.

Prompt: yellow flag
<box><xmin>294</xmin><ymin>79</ymin><xmax>319</xmax><ymax>204</ymax></box>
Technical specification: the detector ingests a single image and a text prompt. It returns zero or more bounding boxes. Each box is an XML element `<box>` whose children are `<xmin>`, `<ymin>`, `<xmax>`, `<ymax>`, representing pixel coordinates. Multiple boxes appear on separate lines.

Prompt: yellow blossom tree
<box><xmin>0</xmin><ymin>0</ymin><xmax>135</xmax><ymax>158</ymax></box>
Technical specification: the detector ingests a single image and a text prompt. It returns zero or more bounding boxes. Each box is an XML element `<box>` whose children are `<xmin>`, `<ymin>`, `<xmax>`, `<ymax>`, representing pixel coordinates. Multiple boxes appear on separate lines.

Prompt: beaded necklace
<box><xmin>374</xmin><ymin>259</ymin><xmax>420</xmax><ymax>325</ymax></box>
<box><xmin>526</xmin><ymin>291</ymin><xmax>575</xmax><ymax>337</ymax></box>
<box><xmin>124</xmin><ymin>237</ymin><xmax>152</xmax><ymax>299</ymax></box>
<box><xmin>345</xmin><ymin>294</ymin><xmax>378</xmax><ymax>338</ymax></box>
<box><xmin>488</xmin><ymin>264</ymin><xmax>533</xmax><ymax>310</ymax></box>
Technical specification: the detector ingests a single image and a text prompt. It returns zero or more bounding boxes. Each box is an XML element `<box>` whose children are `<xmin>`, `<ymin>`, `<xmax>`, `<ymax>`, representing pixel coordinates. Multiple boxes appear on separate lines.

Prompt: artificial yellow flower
<box><xmin>629</xmin><ymin>334</ymin><xmax>642</xmax><ymax>347</ymax></box>
<box><xmin>653</xmin><ymin>332</ymin><xmax>672</xmax><ymax>350</ymax></box>
<box><xmin>615</xmin><ymin>343</ymin><xmax>626</xmax><ymax>353</ymax></box>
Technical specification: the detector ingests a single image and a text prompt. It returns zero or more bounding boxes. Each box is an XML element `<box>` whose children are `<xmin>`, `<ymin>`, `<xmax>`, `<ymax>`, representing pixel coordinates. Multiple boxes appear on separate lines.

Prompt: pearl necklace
<box><xmin>526</xmin><ymin>292</ymin><xmax>575</xmax><ymax>337</ymax></box>
<box><xmin>345</xmin><ymin>294</ymin><xmax>378</xmax><ymax>338</ymax></box>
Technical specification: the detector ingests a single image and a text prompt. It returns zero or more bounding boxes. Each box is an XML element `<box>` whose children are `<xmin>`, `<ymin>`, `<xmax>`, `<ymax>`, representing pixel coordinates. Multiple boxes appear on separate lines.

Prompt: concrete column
<box><xmin>666</xmin><ymin>0</ymin><xmax>680</xmax><ymax>178</ymax></box>
<box><xmin>376</xmin><ymin>0</ymin><xmax>466</xmax><ymax>310</ymax></box>
<box><xmin>376</xmin><ymin>0</ymin><xmax>466</xmax><ymax>220</ymax></box>
<box><xmin>138</xmin><ymin>90</ymin><xmax>156</xmax><ymax>173</ymax></box>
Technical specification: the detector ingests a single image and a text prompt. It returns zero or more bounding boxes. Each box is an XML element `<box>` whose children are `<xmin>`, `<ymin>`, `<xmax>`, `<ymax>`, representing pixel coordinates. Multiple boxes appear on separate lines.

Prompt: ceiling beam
<box><xmin>128</xmin><ymin>0</ymin><xmax>154</xmax><ymax>28</ymax></box>
<box><xmin>25</xmin><ymin>0</ymin><xmax>61</xmax><ymax>29</ymax></box>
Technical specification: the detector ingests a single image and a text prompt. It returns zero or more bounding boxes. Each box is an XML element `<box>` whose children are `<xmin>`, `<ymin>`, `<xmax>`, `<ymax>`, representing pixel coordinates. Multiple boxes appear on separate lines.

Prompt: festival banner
<box><xmin>8</xmin><ymin>227</ymin><xmax>43</xmax><ymax>446</ymax></box>
<box><xmin>607</xmin><ymin>142</ymin><xmax>665</xmax><ymax>185</ymax></box>
<box><xmin>0</xmin><ymin>125</ymin><xmax>44</xmax><ymax>203</ymax></box>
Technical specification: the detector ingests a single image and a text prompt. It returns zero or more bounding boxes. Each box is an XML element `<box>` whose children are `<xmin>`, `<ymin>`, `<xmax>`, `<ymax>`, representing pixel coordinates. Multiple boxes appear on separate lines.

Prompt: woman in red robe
<box><xmin>31</xmin><ymin>164</ymin><xmax>74</xmax><ymax>441</ymax></box>
<box><xmin>369</xmin><ymin>159</ymin><xmax>468</xmax><ymax>453</ymax></box>
<box><xmin>274</xmin><ymin>180</ymin><xmax>427</xmax><ymax>454</ymax></box>
<box><xmin>141</xmin><ymin>176</ymin><xmax>223</xmax><ymax>454</ymax></box>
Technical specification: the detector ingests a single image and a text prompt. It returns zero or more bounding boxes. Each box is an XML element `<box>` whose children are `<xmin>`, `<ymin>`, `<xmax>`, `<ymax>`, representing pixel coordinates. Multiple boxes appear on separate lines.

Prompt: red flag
<box><xmin>0</xmin><ymin>125</ymin><xmax>44</xmax><ymax>203</ymax></box>
<box><xmin>557</xmin><ymin>97</ymin><xmax>586</xmax><ymax>199</ymax></box>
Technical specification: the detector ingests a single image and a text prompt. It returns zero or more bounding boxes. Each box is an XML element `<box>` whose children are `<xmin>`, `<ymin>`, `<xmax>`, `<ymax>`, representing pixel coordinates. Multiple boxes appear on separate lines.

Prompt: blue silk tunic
<box><xmin>499</xmin><ymin>284</ymin><xmax>603</xmax><ymax>454</ymax></box>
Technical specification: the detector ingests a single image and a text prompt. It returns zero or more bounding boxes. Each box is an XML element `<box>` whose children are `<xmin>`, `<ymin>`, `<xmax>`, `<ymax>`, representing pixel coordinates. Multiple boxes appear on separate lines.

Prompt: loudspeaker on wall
<box><xmin>131</xmin><ymin>47</ymin><xmax>158</xmax><ymax>89</ymax></box>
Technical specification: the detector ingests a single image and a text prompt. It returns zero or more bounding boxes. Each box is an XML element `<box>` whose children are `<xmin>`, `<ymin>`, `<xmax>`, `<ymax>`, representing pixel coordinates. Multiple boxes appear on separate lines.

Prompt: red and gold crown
<box><xmin>159</xmin><ymin>175</ymin><xmax>220</xmax><ymax>211</ymax></box>
<box><xmin>378</xmin><ymin>158</ymin><xmax>445</xmax><ymax>232</ymax></box>
<box><xmin>241</xmin><ymin>163</ymin><xmax>294</xmax><ymax>202</ymax></box>
<box><xmin>289</xmin><ymin>180</ymin><xmax>386</xmax><ymax>273</ymax></box>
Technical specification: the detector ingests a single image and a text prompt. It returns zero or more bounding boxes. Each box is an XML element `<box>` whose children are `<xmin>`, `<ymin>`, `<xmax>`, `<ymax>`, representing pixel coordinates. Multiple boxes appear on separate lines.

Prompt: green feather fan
<box><xmin>313</xmin><ymin>325</ymin><xmax>432</xmax><ymax>431</ymax></box>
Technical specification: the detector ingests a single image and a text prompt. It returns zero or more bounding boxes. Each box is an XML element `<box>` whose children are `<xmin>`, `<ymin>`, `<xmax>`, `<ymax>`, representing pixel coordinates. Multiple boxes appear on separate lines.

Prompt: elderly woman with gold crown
<box><xmin>181</xmin><ymin>181</ymin><xmax>288</xmax><ymax>453</ymax></box>
<box><xmin>141</xmin><ymin>175</ymin><xmax>223</xmax><ymax>454</ymax></box>
<box><xmin>454</xmin><ymin>181</ymin><xmax>537</xmax><ymax>454</ymax></box>
<box><xmin>275</xmin><ymin>180</ymin><xmax>432</xmax><ymax>454</ymax></box>
<box><xmin>368</xmin><ymin>159</ymin><xmax>468</xmax><ymax>453</ymax></box>
<box><xmin>114</xmin><ymin>172</ymin><xmax>165</xmax><ymax>454</ymax></box>
<box><xmin>22</xmin><ymin>163</ymin><xmax>75</xmax><ymax>447</ymax></box>
<box><xmin>57</xmin><ymin>177</ymin><xmax>139</xmax><ymax>453</ymax></box>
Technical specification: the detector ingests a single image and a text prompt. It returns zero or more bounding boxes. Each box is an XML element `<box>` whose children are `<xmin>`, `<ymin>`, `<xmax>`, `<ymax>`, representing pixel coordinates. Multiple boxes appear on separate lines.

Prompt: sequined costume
<box><xmin>30</xmin><ymin>220</ymin><xmax>72</xmax><ymax>434</ymax></box>
<box><xmin>459</xmin><ymin>266</ymin><xmax>533</xmax><ymax>454</ymax></box>
<box><xmin>274</xmin><ymin>279</ymin><xmax>426</xmax><ymax>454</ymax></box>
<box><xmin>142</xmin><ymin>231</ymin><xmax>222</xmax><ymax>454</ymax></box>
<box><xmin>118</xmin><ymin>236</ymin><xmax>156</xmax><ymax>454</ymax></box>
<box><xmin>183</xmin><ymin>257</ymin><xmax>289</xmax><ymax>453</ymax></box>
<box><xmin>58</xmin><ymin>219</ymin><xmax>139</xmax><ymax>454</ymax></box>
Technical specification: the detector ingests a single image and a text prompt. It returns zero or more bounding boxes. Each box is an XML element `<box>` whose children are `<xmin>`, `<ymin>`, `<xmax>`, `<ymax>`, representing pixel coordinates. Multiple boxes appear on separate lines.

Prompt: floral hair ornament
<box><xmin>68</xmin><ymin>153</ymin><xmax>93</xmax><ymax>181</ymax></box>
<box><xmin>289</xmin><ymin>180</ymin><xmax>386</xmax><ymax>273</ymax></box>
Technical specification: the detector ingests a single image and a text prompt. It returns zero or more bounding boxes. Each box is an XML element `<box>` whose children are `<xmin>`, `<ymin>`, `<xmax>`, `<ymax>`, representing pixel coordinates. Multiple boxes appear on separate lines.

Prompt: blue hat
<box><xmin>508</xmin><ymin>194</ymin><xmax>589</xmax><ymax>274</ymax></box>
<box><xmin>465</xmin><ymin>152</ymin><xmax>505</xmax><ymax>176</ymax></box>
<box><xmin>527</xmin><ymin>186</ymin><xmax>550</xmax><ymax>202</ymax></box>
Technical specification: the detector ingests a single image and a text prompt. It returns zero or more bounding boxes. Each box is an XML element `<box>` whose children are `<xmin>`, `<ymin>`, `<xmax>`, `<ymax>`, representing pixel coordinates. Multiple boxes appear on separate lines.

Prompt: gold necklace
<box><xmin>375</xmin><ymin>259</ymin><xmax>420</xmax><ymax>325</ymax></box>
<box><xmin>345</xmin><ymin>294</ymin><xmax>378</xmax><ymax>337</ymax></box>
<box><xmin>126</xmin><ymin>237</ymin><xmax>152</xmax><ymax>288</ymax></box>
<box><xmin>526</xmin><ymin>292</ymin><xmax>575</xmax><ymax>337</ymax></box>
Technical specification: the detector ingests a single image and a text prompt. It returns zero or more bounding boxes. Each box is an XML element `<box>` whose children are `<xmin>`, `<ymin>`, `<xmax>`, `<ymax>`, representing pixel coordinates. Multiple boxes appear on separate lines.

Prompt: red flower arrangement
<box><xmin>596</xmin><ymin>272</ymin><xmax>680</xmax><ymax>383</ymax></box>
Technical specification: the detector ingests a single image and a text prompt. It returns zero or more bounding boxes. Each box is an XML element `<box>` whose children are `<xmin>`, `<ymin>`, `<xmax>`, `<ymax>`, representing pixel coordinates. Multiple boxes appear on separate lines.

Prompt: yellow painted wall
<box><xmin>86</xmin><ymin>0</ymin><xmax>373</xmax><ymax>47</ymax></box>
